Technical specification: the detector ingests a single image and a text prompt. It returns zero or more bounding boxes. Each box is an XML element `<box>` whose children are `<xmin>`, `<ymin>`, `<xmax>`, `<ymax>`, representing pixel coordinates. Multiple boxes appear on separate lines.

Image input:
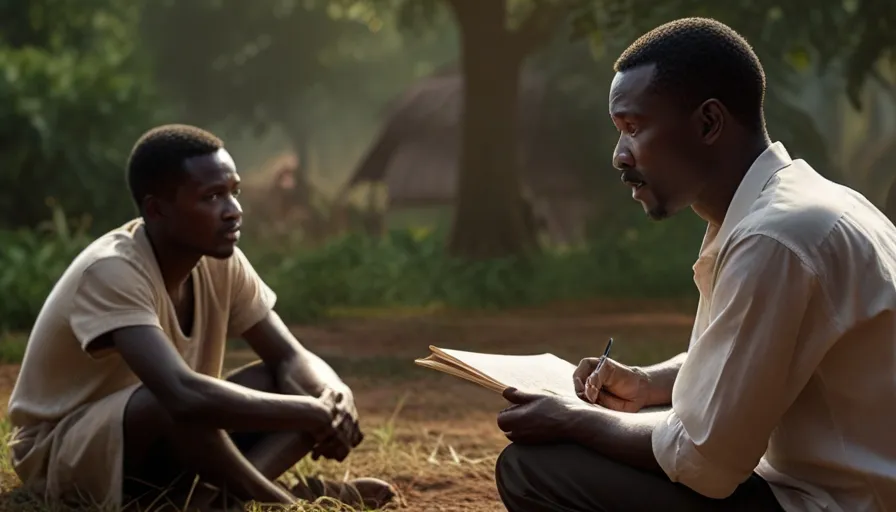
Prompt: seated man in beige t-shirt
<box><xmin>6</xmin><ymin>124</ymin><xmax>396</xmax><ymax>510</ymax></box>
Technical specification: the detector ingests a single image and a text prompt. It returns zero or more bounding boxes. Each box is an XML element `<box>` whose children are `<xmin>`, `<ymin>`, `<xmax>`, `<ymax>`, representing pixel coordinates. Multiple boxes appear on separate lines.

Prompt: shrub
<box><xmin>0</xmin><ymin>212</ymin><xmax>704</xmax><ymax>334</ymax></box>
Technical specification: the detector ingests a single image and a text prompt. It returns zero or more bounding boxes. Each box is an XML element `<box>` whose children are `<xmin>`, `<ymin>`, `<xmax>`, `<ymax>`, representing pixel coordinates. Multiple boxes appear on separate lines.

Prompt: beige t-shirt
<box><xmin>6</xmin><ymin>218</ymin><xmax>276</xmax><ymax>504</ymax></box>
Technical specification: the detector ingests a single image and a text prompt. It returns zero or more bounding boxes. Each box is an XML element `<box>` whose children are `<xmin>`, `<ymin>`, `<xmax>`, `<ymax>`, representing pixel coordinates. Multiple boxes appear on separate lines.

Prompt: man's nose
<box><xmin>613</xmin><ymin>145</ymin><xmax>635</xmax><ymax>171</ymax></box>
<box><xmin>223</xmin><ymin>195</ymin><xmax>242</xmax><ymax>220</ymax></box>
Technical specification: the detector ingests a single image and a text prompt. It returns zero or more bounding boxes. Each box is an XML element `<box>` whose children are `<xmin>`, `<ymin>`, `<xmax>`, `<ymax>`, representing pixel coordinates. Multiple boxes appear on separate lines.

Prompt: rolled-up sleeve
<box><xmin>652</xmin><ymin>233</ymin><xmax>837</xmax><ymax>498</ymax></box>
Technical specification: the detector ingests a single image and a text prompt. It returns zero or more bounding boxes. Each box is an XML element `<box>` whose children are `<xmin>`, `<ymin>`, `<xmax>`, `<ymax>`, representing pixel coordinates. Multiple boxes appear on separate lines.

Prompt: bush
<box><xmin>0</xmin><ymin>212</ymin><xmax>704</xmax><ymax>334</ymax></box>
<box><xmin>244</xmin><ymin>211</ymin><xmax>704</xmax><ymax>323</ymax></box>
<box><xmin>0</xmin><ymin>207</ymin><xmax>93</xmax><ymax>332</ymax></box>
<box><xmin>0</xmin><ymin>0</ymin><xmax>163</xmax><ymax>231</ymax></box>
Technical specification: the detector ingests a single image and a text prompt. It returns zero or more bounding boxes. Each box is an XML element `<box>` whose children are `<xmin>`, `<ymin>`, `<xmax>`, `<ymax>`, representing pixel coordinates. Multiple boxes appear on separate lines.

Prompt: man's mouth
<box><xmin>620</xmin><ymin>172</ymin><xmax>646</xmax><ymax>190</ymax></box>
<box><xmin>223</xmin><ymin>224</ymin><xmax>242</xmax><ymax>241</ymax></box>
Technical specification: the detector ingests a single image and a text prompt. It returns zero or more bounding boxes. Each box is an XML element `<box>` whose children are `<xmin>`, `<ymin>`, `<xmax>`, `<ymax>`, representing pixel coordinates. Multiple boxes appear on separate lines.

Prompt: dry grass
<box><xmin>0</xmin><ymin>301</ymin><xmax>693</xmax><ymax>511</ymax></box>
<box><xmin>0</xmin><ymin>384</ymin><xmax>509</xmax><ymax>512</ymax></box>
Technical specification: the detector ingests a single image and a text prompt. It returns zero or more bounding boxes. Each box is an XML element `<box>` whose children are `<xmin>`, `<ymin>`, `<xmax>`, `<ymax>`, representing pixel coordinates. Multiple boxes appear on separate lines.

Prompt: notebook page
<box><xmin>436</xmin><ymin>348</ymin><xmax>579</xmax><ymax>397</ymax></box>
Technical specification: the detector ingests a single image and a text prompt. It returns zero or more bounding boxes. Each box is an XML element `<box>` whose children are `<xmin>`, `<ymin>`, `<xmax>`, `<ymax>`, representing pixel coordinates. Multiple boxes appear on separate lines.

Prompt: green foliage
<box><xmin>141</xmin><ymin>0</ymin><xmax>454</xmax><ymax>150</ymax></box>
<box><xmin>557</xmin><ymin>3</ymin><xmax>841</xmax><ymax>181</ymax></box>
<box><xmin>0</xmin><ymin>333</ymin><xmax>27</xmax><ymax>364</ymax></box>
<box><xmin>571</xmin><ymin>0</ymin><xmax>896</xmax><ymax>110</ymax></box>
<box><xmin>0</xmin><ymin>0</ymin><xmax>163</xmax><ymax>231</ymax></box>
<box><xmin>0</xmin><ymin>206</ymin><xmax>93</xmax><ymax>332</ymax></box>
<box><xmin>244</xmin><ymin>217</ymin><xmax>703</xmax><ymax>324</ymax></box>
<box><xmin>0</xmin><ymin>216</ymin><xmax>703</xmax><ymax>336</ymax></box>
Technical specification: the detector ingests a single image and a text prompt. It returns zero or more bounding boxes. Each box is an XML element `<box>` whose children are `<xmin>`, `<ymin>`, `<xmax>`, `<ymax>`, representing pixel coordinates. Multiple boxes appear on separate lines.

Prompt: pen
<box><xmin>585</xmin><ymin>338</ymin><xmax>613</xmax><ymax>402</ymax></box>
<box><xmin>595</xmin><ymin>337</ymin><xmax>613</xmax><ymax>373</ymax></box>
<box><xmin>585</xmin><ymin>338</ymin><xmax>613</xmax><ymax>400</ymax></box>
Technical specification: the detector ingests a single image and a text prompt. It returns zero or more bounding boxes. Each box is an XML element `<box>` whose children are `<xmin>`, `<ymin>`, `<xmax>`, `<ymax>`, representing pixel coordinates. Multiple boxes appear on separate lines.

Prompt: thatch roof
<box><xmin>345</xmin><ymin>70</ymin><xmax>594</xmax><ymax>207</ymax></box>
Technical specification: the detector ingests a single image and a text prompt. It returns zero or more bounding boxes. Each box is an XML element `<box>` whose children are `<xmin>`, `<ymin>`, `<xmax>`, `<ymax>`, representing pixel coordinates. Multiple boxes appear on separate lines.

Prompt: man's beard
<box><xmin>646</xmin><ymin>204</ymin><xmax>670</xmax><ymax>221</ymax></box>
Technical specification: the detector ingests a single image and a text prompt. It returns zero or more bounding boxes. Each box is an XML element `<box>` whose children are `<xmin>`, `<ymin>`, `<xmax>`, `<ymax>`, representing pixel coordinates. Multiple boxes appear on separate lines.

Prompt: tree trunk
<box><xmin>446</xmin><ymin>0</ymin><xmax>539</xmax><ymax>260</ymax></box>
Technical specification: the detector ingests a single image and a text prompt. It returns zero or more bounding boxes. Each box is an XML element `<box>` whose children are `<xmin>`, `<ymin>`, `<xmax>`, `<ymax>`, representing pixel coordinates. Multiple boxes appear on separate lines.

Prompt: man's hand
<box><xmin>573</xmin><ymin>356</ymin><xmax>651</xmax><ymax>412</ymax></box>
<box><xmin>311</xmin><ymin>386</ymin><xmax>364</xmax><ymax>462</ymax></box>
<box><xmin>497</xmin><ymin>388</ymin><xmax>590</xmax><ymax>444</ymax></box>
<box><xmin>241</xmin><ymin>312</ymin><xmax>367</xmax><ymax>461</ymax></box>
<box><xmin>275</xmin><ymin>365</ymin><xmax>364</xmax><ymax>461</ymax></box>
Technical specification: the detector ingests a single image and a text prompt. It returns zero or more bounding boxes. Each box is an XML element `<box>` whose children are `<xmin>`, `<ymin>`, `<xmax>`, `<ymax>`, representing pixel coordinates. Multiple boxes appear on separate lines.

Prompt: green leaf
<box><xmin>785</xmin><ymin>47</ymin><xmax>812</xmax><ymax>72</ymax></box>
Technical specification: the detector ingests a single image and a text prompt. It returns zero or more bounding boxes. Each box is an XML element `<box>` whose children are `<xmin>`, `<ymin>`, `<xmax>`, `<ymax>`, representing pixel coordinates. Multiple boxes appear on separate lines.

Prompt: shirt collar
<box><xmin>703</xmin><ymin>141</ymin><xmax>792</xmax><ymax>256</ymax></box>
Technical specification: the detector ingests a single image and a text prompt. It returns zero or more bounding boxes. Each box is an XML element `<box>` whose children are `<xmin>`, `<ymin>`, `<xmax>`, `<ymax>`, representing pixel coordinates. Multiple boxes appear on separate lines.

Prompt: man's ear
<box><xmin>694</xmin><ymin>99</ymin><xmax>725</xmax><ymax>145</ymax></box>
<box><xmin>141</xmin><ymin>195</ymin><xmax>166</xmax><ymax>221</ymax></box>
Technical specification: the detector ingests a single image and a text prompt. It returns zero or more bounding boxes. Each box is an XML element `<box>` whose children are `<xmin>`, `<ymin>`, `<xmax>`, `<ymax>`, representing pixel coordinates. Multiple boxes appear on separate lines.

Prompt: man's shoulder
<box><xmin>65</xmin><ymin>219</ymin><xmax>158</xmax><ymax>291</ymax></box>
<box><xmin>734</xmin><ymin>161</ymin><xmax>889</xmax><ymax>263</ymax></box>
<box><xmin>736</xmin><ymin>163</ymin><xmax>842</xmax><ymax>239</ymax></box>
<box><xmin>24</xmin><ymin>220</ymin><xmax>161</xmax><ymax>360</ymax></box>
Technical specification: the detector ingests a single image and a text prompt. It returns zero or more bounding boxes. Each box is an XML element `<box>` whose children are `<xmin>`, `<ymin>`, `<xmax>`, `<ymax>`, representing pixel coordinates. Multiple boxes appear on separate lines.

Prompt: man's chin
<box><xmin>643</xmin><ymin>202</ymin><xmax>670</xmax><ymax>221</ymax></box>
<box><xmin>206</xmin><ymin>243</ymin><xmax>237</xmax><ymax>259</ymax></box>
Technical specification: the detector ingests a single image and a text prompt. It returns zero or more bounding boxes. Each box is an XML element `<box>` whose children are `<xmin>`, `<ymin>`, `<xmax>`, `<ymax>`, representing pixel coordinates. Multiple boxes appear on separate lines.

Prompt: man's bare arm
<box><xmin>108</xmin><ymin>325</ymin><xmax>331</xmax><ymax>433</ymax></box>
<box><xmin>638</xmin><ymin>352</ymin><xmax>687</xmax><ymax>407</ymax></box>
<box><xmin>572</xmin><ymin>406</ymin><xmax>666</xmax><ymax>473</ymax></box>
<box><xmin>241</xmin><ymin>311</ymin><xmax>345</xmax><ymax>396</ymax></box>
<box><xmin>499</xmin><ymin>390</ymin><xmax>665</xmax><ymax>473</ymax></box>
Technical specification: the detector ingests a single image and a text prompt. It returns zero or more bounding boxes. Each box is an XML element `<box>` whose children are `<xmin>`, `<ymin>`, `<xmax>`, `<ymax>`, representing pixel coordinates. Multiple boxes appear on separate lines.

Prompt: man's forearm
<box><xmin>637</xmin><ymin>352</ymin><xmax>687</xmax><ymax>407</ymax></box>
<box><xmin>570</xmin><ymin>406</ymin><xmax>666</xmax><ymax>474</ymax></box>
<box><xmin>173</xmin><ymin>374</ymin><xmax>326</xmax><ymax>432</ymax></box>
<box><xmin>274</xmin><ymin>349</ymin><xmax>345</xmax><ymax>397</ymax></box>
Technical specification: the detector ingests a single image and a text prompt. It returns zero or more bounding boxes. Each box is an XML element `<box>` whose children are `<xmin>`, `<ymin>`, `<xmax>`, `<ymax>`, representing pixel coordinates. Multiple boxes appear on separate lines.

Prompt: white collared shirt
<box><xmin>652</xmin><ymin>142</ymin><xmax>896</xmax><ymax>511</ymax></box>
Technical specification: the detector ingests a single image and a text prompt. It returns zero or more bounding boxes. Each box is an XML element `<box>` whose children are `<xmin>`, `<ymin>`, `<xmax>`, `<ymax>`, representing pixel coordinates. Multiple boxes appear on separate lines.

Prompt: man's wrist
<box><xmin>633</xmin><ymin>366</ymin><xmax>669</xmax><ymax>407</ymax></box>
<box><xmin>274</xmin><ymin>359</ymin><xmax>319</xmax><ymax>396</ymax></box>
<box><xmin>567</xmin><ymin>404</ymin><xmax>615</xmax><ymax>447</ymax></box>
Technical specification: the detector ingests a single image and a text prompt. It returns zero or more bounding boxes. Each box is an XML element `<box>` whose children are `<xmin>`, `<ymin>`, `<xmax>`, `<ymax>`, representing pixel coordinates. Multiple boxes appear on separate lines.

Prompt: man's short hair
<box><xmin>126</xmin><ymin>124</ymin><xmax>224</xmax><ymax>209</ymax></box>
<box><xmin>614</xmin><ymin>17</ymin><xmax>766</xmax><ymax>131</ymax></box>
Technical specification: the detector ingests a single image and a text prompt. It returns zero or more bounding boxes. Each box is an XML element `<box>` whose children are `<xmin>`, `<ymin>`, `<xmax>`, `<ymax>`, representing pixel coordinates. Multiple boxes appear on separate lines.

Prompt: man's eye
<box><xmin>627</xmin><ymin>125</ymin><xmax>637</xmax><ymax>136</ymax></box>
<box><xmin>232</xmin><ymin>188</ymin><xmax>241</xmax><ymax>198</ymax></box>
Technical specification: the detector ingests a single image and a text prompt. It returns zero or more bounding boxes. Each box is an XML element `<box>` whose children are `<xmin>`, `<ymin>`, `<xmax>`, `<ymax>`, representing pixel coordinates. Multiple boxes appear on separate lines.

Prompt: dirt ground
<box><xmin>0</xmin><ymin>300</ymin><xmax>694</xmax><ymax>511</ymax></box>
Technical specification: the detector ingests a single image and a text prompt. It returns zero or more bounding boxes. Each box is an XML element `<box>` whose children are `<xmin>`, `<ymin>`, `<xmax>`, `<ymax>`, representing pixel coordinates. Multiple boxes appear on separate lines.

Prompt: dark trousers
<box><xmin>496</xmin><ymin>443</ymin><xmax>785</xmax><ymax>512</ymax></box>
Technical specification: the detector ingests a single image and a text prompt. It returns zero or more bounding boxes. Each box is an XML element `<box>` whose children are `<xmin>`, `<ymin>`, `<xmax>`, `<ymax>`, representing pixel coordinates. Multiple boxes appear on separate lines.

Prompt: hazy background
<box><xmin>3</xmin><ymin>2</ymin><xmax>896</xmax><ymax>508</ymax></box>
<box><xmin>2</xmin><ymin>0</ymin><xmax>896</xmax><ymax>336</ymax></box>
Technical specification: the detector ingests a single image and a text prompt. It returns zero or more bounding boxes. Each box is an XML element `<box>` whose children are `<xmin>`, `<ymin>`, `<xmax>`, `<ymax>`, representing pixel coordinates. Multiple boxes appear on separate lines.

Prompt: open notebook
<box><xmin>414</xmin><ymin>345</ymin><xmax>579</xmax><ymax>398</ymax></box>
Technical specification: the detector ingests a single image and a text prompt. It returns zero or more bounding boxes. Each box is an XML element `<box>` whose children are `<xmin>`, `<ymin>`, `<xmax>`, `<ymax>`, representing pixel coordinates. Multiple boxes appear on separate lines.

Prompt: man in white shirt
<box><xmin>494</xmin><ymin>17</ymin><xmax>896</xmax><ymax>511</ymax></box>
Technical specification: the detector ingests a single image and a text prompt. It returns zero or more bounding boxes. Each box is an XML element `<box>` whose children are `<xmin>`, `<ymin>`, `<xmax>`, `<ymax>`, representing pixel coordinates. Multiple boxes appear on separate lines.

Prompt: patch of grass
<box><xmin>0</xmin><ymin>333</ymin><xmax>27</xmax><ymax>364</ymax></box>
<box><xmin>0</xmin><ymin>308</ymin><xmax>691</xmax><ymax>510</ymax></box>
<box><xmin>0</xmin><ymin>396</ymin><xmax>504</xmax><ymax>512</ymax></box>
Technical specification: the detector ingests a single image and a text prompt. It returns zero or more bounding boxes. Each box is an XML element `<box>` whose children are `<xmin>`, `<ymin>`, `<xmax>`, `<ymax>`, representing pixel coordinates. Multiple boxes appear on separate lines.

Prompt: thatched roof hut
<box><xmin>342</xmin><ymin>69</ymin><xmax>597</xmax><ymax>244</ymax></box>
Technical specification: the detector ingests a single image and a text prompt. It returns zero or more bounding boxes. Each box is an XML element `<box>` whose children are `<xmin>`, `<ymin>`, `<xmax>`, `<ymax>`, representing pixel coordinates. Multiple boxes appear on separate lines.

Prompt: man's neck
<box><xmin>144</xmin><ymin>224</ymin><xmax>201</xmax><ymax>292</ymax></box>
<box><xmin>692</xmin><ymin>134</ymin><xmax>772</xmax><ymax>226</ymax></box>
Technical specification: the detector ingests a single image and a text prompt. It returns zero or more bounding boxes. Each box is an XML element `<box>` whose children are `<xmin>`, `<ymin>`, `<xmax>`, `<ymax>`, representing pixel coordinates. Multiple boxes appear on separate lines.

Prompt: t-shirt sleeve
<box><xmin>70</xmin><ymin>257</ymin><xmax>163</xmax><ymax>359</ymax></box>
<box><xmin>227</xmin><ymin>247</ymin><xmax>277</xmax><ymax>337</ymax></box>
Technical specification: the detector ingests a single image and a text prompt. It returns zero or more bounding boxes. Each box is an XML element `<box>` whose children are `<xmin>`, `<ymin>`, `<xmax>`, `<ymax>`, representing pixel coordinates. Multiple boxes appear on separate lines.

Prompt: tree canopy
<box><xmin>140</xmin><ymin>0</ymin><xmax>455</xmax><ymax>163</ymax></box>
<box><xmin>3</xmin><ymin>0</ymin><xmax>896</xmax><ymax>248</ymax></box>
<box><xmin>0</xmin><ymin>0</ymin><xmax>160</xmax><ymax>230</ymax></box>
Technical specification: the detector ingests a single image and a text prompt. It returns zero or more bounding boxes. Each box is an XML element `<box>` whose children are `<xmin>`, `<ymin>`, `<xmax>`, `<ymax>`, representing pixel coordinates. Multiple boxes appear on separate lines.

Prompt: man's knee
<box><xmin>496</xmin><ymin>443</ymin><xmax>631</xmax><ymax>512</ymax></box>
<box><xmin>122</xmin><ymin>386</ymin><xmax>179</xmax><ymax>479</ymax></box>
<box><xmin>497</xmin><ymin>443</ymin><xmax>580</xmax><ymax>512</ymax></box>
<box><xmin>495</xmin><ymin>444</ymin><xmax>540</xmax><ymax>500</ymax></box>
<box><xmin>495</xmin><ymin>443</ymin><xmax>521</xmax><ymax>485</ymax></box>
<box><xmin>224</xmin><ymin>360</ymin><xmax>277</xmax><ymax>391</ymax></box>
